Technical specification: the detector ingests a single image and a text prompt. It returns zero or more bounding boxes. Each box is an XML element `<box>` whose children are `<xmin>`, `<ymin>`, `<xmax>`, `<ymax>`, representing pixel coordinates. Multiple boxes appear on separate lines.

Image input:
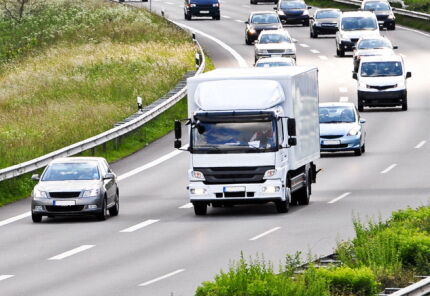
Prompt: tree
<box><xmin>0</xmin><ymin>0</ymin><xmax>45</xmax><ymax>22</ymax></box>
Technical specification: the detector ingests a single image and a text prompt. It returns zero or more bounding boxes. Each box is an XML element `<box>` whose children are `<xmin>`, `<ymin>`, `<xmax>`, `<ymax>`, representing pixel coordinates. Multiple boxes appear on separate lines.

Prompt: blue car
<box><xmin>319</xmin><ymin>102</ymin><xmax>366</xmax><ymax>156</ymax></box>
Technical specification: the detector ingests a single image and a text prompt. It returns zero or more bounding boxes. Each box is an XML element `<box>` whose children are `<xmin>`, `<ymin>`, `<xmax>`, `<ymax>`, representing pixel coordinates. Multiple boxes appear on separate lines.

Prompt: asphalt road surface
<box><xmin>1</xmin><ymin>0</ymin><xmax>429</xmax><ymax>295</ymax></box>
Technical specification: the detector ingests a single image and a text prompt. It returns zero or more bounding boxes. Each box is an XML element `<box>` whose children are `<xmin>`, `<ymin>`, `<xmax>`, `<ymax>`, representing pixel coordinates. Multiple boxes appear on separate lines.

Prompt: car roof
<box><xmin>319</xmin><ymin>102</ymin><xmax>356</xmax><ymax>108</ymax></box>
<box><xmin>360</xmin><ymin>54</ymin><xmax>403</xmax><ymax>62</ymax></box>
<box><xmin>358</xmin><ymin>35</ymin><xmax>390</xmax><ymax>41</ymax></box>
<box><xmin>256</xmin><ymin>57</ymin><xmax>295</xmax><ymax>63</ymax></box>
<box><xmin>250</xmin><ymin>11</ymin><xmax>278</xmax><ymax>16</ymax></box>
<box><xmin>315</xmin><ymin>8</ymin><xmax>341</xmax><ymax>12</ymax></box>
<box><xmin>259</xmin><ymin>29</ymin><xmax>290</xmax><ymax>36</ymax></box>
<box><xmin>362</xmin><ymin>0</ymin><xmax>390</xmax><ymax>4</ymax></box>
<box><xmin>340</xmin><ymin>11</ymin><xmax>376</xmax><ymax>18</ymax></box>
<box><xmin>49</xmin><ymin>157</ymin><xmax>105</xmax><ymax>164</ymax></box>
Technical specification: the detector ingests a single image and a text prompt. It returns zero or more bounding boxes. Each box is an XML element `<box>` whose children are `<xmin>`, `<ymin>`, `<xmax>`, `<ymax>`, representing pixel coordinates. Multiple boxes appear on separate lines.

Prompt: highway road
<box><xmin>1</xmin><ymin>0</ymin><xmax>430</xmax><ymax>295</ymax></box>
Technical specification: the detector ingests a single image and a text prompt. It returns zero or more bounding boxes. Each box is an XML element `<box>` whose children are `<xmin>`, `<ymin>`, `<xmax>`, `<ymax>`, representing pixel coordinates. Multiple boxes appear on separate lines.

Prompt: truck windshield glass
<box><xmin>364</xmin><ymin>1</ymin><xmax>390</xmax><ymax>11</ymax></box>
<box><xmin>358</xmin><ymin>38</ymin><xmax>391</xmax><ymax>49</ymax></box>
<box><xmin>316</xmin><ymin>10</ymin><xmax>340</xmax><ymax>19</ymax></box>
<box><xmin>320</xmin><ymin>106</ymin><xmax>356</xmax><ymax>123</ymax></box>
<box><xmin>361</xmin><ymin>61</ymin><xmax>403</xmax><ymax>77</ymax></box>
<box><xmin>251</xmin><ymin>14</ymin><xmax>279</xmax><ymax>24</ymax></box>
<box><xmin>192</xmin><ymin>120</ymin><xmax>277</xmax><ymax>152</ymax></box>
<box><xmin>341</xmin><ymin>17</ymin><xmax>377</xmax><ymax>31</ymax></box>
<box><xmin>259</xmin><ymin>33</ymin><xmax>291</xmax><ymax>44</ymax></box>
<box><xmin>42</xmin><ymin>163</ymin><xmax>100</xmax><ymax>181</ymax></box>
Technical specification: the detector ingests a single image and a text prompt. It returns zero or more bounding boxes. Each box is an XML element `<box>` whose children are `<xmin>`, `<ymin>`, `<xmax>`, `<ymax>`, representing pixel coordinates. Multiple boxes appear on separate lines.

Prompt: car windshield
<box><xmin>192</xmin><ymin>120</ymin><xmax>277</xmax><ymax>152</ymax></box>
<box><xmin>316</xmin><ymin>10</ymin><xmax>340</xmax><ymax>19</ymax></box>
<box><xmin>251</xmin><ymin>14</ymin><xmax>279</xmax><ymax>24</ymax></box>
<box><xmin>341</xmin><ymin>17</ymin><xmax>377</xmax><ymax>31</ymax></box>
<box><xmin>358</xmin><ymin>38</ymin><xmax>391</xmax><ymax>49</ymax></box>
<box><xmin>280</xmin><ymin>1</ymin><xmax>306</xmax><ymax>9</ymax></box>
<box><xmin>320</xmin><ymin>106</ymin><xmax>356</xmax><ymax>123</ymax></box>
<box><xmin>364</xmin><ymin>1</ymin><xmax>390</xmax><ymax>11</ymax></box>
<box><xmin>360</xmin><ymin>61</ymin><xmax>403</xmax><ymax>77</ymax></box>
<box><xmin>256</xmin><ymin>61</ymin><xmax>294</xmax><ymax>67</ymax></box>
<box><xmin>42</xmin><ymin>162</ymin><xmax>100</xmax><ymax>181</ymax></box>
<box><xmin>259</xmin><ymin>33</ymin><xmax>291</xmax><ymax>44</ymax></box>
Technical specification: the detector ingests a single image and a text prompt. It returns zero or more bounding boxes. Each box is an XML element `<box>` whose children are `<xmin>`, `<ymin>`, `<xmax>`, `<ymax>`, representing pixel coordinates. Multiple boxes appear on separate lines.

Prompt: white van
<box><xmin>336</xmin><ymin>11</ymin><xmax>380</xmax><ymax>57</ymax></box>
<box><xmin>353</xmin><ymin>55</ymin><xmax>411</xmax><ymax>111</ymax></box>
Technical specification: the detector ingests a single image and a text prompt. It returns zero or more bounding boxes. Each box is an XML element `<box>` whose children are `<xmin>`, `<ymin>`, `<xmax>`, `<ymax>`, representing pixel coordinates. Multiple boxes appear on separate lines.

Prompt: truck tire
<box><xmin>296</xmin><ymin>171</ymin><xmax>310</xmax><ymax>205</ymax></box>
<box><xmin>193</xmin><ymin>202</ymin><xmax>207</xmax><ymax>215</ymax></box>
<box><xmin>275</xmin><ymin>187</ymin><xmax>290</xmax><ymax>213</ymax></box>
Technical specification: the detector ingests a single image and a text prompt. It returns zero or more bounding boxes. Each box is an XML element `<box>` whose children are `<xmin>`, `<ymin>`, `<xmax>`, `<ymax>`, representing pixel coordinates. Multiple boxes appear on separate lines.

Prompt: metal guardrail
<box><xmin>387</xmin><ymin>276</ymin><xmax>430</xmax><ymax>296</ymax></box>
<box><xmin>0</xmin><ymin>26</ymin><xmax>205</xmax><ymax>182</ymax></box>
<box><xmin>332</xmin><ymin>0</ymin><xmax>430</xmax><ymax>21</ymax></box>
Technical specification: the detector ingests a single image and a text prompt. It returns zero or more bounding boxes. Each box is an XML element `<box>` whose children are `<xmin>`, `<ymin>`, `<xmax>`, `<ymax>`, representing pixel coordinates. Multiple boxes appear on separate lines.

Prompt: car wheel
<box><xmin>193</xmin><ymin>202</ymin><xmax>207</xmax><ymax>216</ymax></box>
<box><xmin>390</xmin><ymin>23</ymin><xmax>396</xmax><ymax>30</ymax></box>
<box><xmin>402</xmin><ymin>97</ymin><xmax>408</xmax><ymax>111</ymax></box>
<box><xmin>109</xmin><ymin>193</ymin><xmax>119</xmax><ymax>217</ymax></box>
<box><xmin>361</xmin><ymin>144</ymin><xmax>366</xmax><ymax>154</ymax></box>
<box><xmin>32</xmin><ymin>212</ymin><xmax>42</xmax><ymax>223</ymax></box>
<box><xmin>354</xmin><ymin>148</ymin><xmax>362</xmax><ymax>156</ymax></box>
<box><xmin>296</xmin><ymin>171</ymin><xmax>310</xmax><ymax>205</ymax></box>
<box><xmin>97</xmin><ymin>197</ymin><xmax>108</xmax><ymax>221</ymax></box>
<box><xmin>250</xmin><ymin>0</ymin><xmax>256</xmax><ymax>4</ymax></box>
<box><xmin>245</xmin><ymin>35</ymin><xmax>252</xmax><ymax>45</ymax></box>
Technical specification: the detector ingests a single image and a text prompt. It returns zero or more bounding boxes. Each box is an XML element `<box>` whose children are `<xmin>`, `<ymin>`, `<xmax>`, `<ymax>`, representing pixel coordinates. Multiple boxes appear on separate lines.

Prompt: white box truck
<box><xmin>174</xmin><ymin>67</ymin><xmax>320</xmax><ymax>215</ymax></box>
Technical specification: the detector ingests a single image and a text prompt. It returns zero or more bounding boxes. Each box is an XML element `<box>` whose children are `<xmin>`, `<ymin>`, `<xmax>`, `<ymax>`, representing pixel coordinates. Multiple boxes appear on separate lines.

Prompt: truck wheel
<box><xmin>193</xmin><ymin>202</ymin><xmax>207</xmax><ymax>215</ymax></box>
<box><xmin>32</xmin><ymin>212</ymin><xmax>42</xmax><ymax>223</ymax></box>
<box><xmin>275</xmin><ymin>187</ymin><xmax>290</xmax><ymax>213</ymax></box>
<box><xmin>296</xmin><ymin>171</ymin><xmax>310</xmax><ymax>205</ymax></box>
<box><xmin>390</xmin><ymin>23</ymin><xmax>396</xmax><ymax>30</ymax></box>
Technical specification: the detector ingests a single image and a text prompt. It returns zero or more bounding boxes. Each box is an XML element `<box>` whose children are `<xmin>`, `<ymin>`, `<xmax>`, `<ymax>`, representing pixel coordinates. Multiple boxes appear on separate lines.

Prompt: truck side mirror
<box><xmin>352</xmin><ymin>72</ymin><xmax>358</xmax><ymax>80</ymax></box>
<box><xmin>406</xmin><ymin>72</ymin><xmax>412</xmax><ymax>79</ymax></box>
<box><xmin>273</xmin><ymin>7</ymin><xmax>277</xmax><ymax>10</ymax></box>
<box><xmin>288</xmin><ymin>138</ymin><xmax>297</xmax><ymax>146</ymax></box>
<box><xmin>287</xmin><ymin>118</ymin><xmax>296</xmax><ymax>137</ymax></box>
<box><xmin>174</xmin><ymin>120</ymin><xmax>182</xmax><ymax>149</ymax></box>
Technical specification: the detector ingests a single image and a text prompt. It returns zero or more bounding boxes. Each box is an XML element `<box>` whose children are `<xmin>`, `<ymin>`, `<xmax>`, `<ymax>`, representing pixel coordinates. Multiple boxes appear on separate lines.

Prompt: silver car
<box><xmin>254</xmin><ymin>30</ymin><xmax>296</xmax><ymax>62</ymax></box>
<box><xmin>31</xmin><ymin>157</ymin><xmax>119</xmax><ymax>222</ymax></box>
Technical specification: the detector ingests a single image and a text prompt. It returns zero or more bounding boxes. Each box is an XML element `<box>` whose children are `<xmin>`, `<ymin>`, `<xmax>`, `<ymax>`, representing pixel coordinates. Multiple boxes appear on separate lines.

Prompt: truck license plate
<box><xmin>323</xmin><ymin>140</ymin><xmax>340</xmax><ymax>145</ymax></box>
<box><xmin>223</xmin><ymin>186</ymin><xmax>245</xmax><ymax>193</ymax></box>
<box><xmin>53</xmin><ymin>200</ymin><xmax>76</xmax><ymax>206</ymax></box>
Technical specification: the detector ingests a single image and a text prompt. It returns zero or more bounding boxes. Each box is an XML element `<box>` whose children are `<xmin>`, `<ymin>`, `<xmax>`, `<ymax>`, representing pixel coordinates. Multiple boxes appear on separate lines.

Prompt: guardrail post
<box><xmin>102</xmin><ymin>143</ymin><xmax>107</xmax><ymax>153</ymax></box>
<box><xmin>91</xmin><ymin>147</ymin><xmax>96</xmax><ymax>156</ymax></box>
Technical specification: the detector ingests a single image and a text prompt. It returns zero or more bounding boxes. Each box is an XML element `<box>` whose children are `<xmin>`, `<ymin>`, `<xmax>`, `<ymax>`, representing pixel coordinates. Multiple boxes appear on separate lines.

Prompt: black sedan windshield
<box><xmin>320</xmin><ymin>106</ymin><xmax>356</xmax><ymax>123</ymax></box>
<box><xmin>316</xmin><ymin>10</ymin><xmax>340</xmax><ymax>19</ymax></box>
<box><xmin>42</xmin><ymin>162</ymin><xmax>100</xmax><ymax>181</ymax></box>
<box><xmin>280</xmin><ymin>1</ymin><xmax>306</xmax><ymax>9</ymax></box>
<box><xmin>364</xmin><ymin>1</ymin><xmax>390</xmax><ymax>11</ymax></box>
<box><xmin>192</xmin><ymin>121</ymin><xmax>277</xmax><ymax>152</ymax></box>
<box><xmin>251</xmin><ymin>14</ymin><xmax>279</xmax><ymax>24</ymax></box>
<box><xmin>341</xmin><ymin>17</ymin><xmax>377</xmax><ymax>31</ymax></box>
<box><xmin>361</xmin><ymin>61</ymin><xmax>403</xmax><ymax>77</ymax></box>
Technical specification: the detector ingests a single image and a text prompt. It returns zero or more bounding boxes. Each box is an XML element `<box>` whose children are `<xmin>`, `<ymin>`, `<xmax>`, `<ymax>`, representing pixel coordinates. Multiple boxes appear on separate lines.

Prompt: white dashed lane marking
<box><xmin>328</xmin><ymin>192</ymin><xmax>351</xmax><ymax>204</ymax></box>
<box><xmin>381</xmin><ymin>164</ymin><xmax>397</xmax><ymax>174</ymax></box>
<box><xmin>120</xmin><ymin>219</ymin><xmax>159</xmax><ymax>233</ymax></box>
<box><xmin>139</xmin><ymin>269</ymin><xmax>185</xmax><ymax>287</ymax></box>
<box><xmin>250</xmin><ymin>227</ymin><xmax>281</xmax><ymax>241</ymax></box>
<box><xmin>48</xmin><ymin>245</ymin><xmax>95</xmax><ymax>261</ymax></box>
<box><xmin>415</xmin><ymin>140</ymin><xmax>426</xmax><ymax>149</ymax></box>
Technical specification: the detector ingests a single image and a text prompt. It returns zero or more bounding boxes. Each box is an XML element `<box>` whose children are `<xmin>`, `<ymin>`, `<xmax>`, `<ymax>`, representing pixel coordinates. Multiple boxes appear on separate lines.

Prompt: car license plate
<box><xmin>323</xmin><ymin>140</ymin><xmax>341</xmax><ymax>145</ymax></box>
<box><xmin>200</xmin><ymin>10</ymin><xmax>209</xmax><ymax>13</ymax></box>
<box><xmin>378</xmin><ymin>21</ymin><xmax>384</xmax><ymax>24</ymax></box>
<box><xmin>223</xmin><ymin>186</ymin><xmax>245</xmax><ymax>193</ymax></box>
<box><xmin>322</xmin><ymin>23</ymin><xmax>335</xmax><ymax>27</ymax></box>
<box><xmin>271</xmin><ymin>54</ymin><xmax>282</xmax><ymax>57</ymax></box>
<box><xmin>53</xmin><ymin>200</ymin><xmax>76</xmax><ymax>206</ymax></box>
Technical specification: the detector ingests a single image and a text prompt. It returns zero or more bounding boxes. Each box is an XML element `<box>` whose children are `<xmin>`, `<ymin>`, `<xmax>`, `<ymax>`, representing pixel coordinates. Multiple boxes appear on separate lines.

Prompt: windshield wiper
<box><xmin>194</xmin><ymin>145</ymin><xmax>222</xmax><ymax>151</ymax></box>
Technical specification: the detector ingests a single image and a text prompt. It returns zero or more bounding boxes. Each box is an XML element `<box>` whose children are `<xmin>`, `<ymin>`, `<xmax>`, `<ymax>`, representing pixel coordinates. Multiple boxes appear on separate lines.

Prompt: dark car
<box><xmin>251</xmin><ymin>0</ymin><xmax>278</xmax><ymax>4</ymax></box>
<box><xmin>310</xmin><ymin>8</ymin><xmax>341</xmax><ymax>38</ymax></box>
<box><xmin>184</xmin><ymin>0</ymin><xmax>220</xmax><ymax>20</ymax></box>
<box><xmin>275</xmin><ymin>0</ymin><xmax>312</xmax><ymax>26</ymax></box>
<box><xmin>361</xmin><ymin>0</ymin><xmax>395</xmax><ymax>30</ymax></box>
<box><xmin>245</xmin><ymin>11</ymin><xmax>283</xmax><ymax>45</ymax></box>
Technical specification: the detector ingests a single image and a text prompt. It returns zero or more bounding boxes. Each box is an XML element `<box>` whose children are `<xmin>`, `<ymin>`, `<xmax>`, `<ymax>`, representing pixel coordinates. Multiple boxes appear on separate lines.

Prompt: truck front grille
<box><xmin>196</xmin><ymin>166</ymin><xmax>274</xmax><ymax>185</ymax></box>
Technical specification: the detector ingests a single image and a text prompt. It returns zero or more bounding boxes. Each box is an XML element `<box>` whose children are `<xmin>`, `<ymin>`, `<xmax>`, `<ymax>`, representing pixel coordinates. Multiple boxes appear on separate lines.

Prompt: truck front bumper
<box><xmin>358</xmin><ymin>89</ymin><xmax>406</xmax><ymax>107</ymax></box>
<box><xmin>188</xmin><ymin>179</ymin><xmax>284</xmax><ymax>203</ymax></box>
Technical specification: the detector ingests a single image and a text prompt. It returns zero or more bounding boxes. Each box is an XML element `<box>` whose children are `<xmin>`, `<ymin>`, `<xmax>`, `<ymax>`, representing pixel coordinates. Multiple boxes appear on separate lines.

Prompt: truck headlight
<box><xmin>263</xmin><ymin>169</ymin><xmax>277</xmax><ymax>178</ymax></box>
<box><xmin>192</xmin><ymin>170</ymin><xmax>205</xmax><ymax>180</ymax></box>
<box><xmin>347</xmin><ymin>127</ymin><xmax>361</xmax><ymax>136</ymax></box>
<box><xmin>33</xmin><ymin>189</ymin><xmax>48</xmax><ymax>199</ymax></box>
<box><xmin>82</xmin><ymin>188</ymin><xmax>100</xmax><ymax>198</ymax></box>
<box><xmin>262</xmin><ymin>186</ymin><xmax>280</xmax><ymax>193</ymax></box>
<box><xmin>190</xmin><ymin>188</ymin><xmax>207</xmax><ymax>195</ymax></box>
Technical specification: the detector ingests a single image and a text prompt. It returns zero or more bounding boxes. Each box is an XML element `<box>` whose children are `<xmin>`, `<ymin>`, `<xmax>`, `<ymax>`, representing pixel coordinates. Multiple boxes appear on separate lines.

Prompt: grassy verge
<box><xmin>307</xmin><ymin>0</ymin><xmax>430</xmax><ymax>32</ymax></box>
<box><xmin>403</xmin><ymin>0</ymin><xmax>430</xmax><ymax>13</ymax></box>
<box><xmin>196</xmin><ymin>206</ymin><xmax>430</xmax><ymax>296</ymax></box>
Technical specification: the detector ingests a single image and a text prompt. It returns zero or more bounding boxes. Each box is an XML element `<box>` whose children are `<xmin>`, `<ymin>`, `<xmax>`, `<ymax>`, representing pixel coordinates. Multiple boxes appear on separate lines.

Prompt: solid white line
<box><xmin>250</xmin><ymin>227</ymin><xmax>281</xmax><ymax>241</ymax></box>
<box><xmin>48</xmin><ymin>245</ymin><xmax>95</xmax><ymax>260</ymax></box>
<box><xmin>139</xmin><ymin>269</ymin><xmax>185</xmax><ymax>286</ymax></box>
<box><xmin>415</xmin><ymin>140</ymin><xmax>426</xmax><ymax>149</ymax></box>
<box><xmin>381</xmin><ymin>164</ymin><xmax>397</xmax><ymax>174</ymax></box>
<box><xmin>179</xmin><ymin>203</ymin><xmax>193</xmax><ymax>209</ymax></box>
<box><xmin>299</xmin><ymin>43</ymin><xmax>309</xmax><ymax>48</ymax></box>
<box><xmin>120</xmin><ymin>219</ymin><xmax>159</xmax><ymax>233</ymax></box>
<box><xmin>319</xmin><ymin>55</ymin><xmax>328</xmax><ymax>60</ymax></box>
<box><xmin>165</xmin><ymin>1</ymin><xmax>174</xmax><ymax>4</ymax></box>
<box><xmin>397</xmin><ymin>25</ymin><xmax>430</xmax><ymax>38</ymax></box>
<box><xmin>235</xmin><ymin>19</ymin><xmax>243</xmax><ymax>23</ymax></box>
<box><xmin>328</xmin><ymin>192</ymin><xmax>351</xmax><ymax>204</ymax></box>
<box><xmin>170</xmin><ymin>20</ymin><xmax>248</xmax><ymax>67</ymax></box>
<box><xmin>0</xmin><ymin>211</ymin><xmax>31</xmax><ymax>227</ymax></box>
<box><xmin>310</xmin><ymin>49</ymin><xmax>320</xmax><ymax>54</ymax></box>
<box><xmin>0</xmin><ymin>275</ymin><xmax>14</xmax><ymax>281</ymax></box>
<box><xmin>339</xmin><ymin>97</ymin><xmax>349</xmax><ymax>102</ymax></box>
<box><xmin>222</xmin><ymin>15</ymin><xmax>231</xmax><ymax>19</ymax></box>
<box><xmin>339</xmin><ymin>87</ymin><xmax>348</xmax><ymax>93</ymax></box>
<box><xmin>118</xmin><ymin>150</ymin><xmax>183</xmax><ymax>181</ymax></box>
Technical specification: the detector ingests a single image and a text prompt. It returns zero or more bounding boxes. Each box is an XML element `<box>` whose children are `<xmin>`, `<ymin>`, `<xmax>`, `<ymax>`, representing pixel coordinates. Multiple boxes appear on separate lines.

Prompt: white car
<box><xmin>254</xmin><ymin>30</ymin><xmax>296</xmax><ymax>62</ymax></box>
<box><xmin>353</xmin><ymin>55</ymin><xmax>411</xmax><ymax>111</ymax></box>
<box><xmin>336</xmin><ymin>11</ymin><xmax>380</xmax><ymax>57</ymax></box>
<box><xmin>353</xmin><ymin>36</ymin><xmax>397</xmax><ymax>71</ymax></box>
<box><xmin>255</xmin><ymin>56</ymin><xmax>296</xmax><ymax>67</ymax></box>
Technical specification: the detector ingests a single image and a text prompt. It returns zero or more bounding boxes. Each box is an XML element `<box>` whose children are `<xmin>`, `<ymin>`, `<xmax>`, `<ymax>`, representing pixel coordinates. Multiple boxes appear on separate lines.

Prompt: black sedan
<box><xmin>245</xmin><ymin>11</ymin><xmax>283</xmax><ymax>45</ymax></box>
<box><xmin>275</xmin><ymin>0</ymin><xmax>312</xmax><ymax>26</ymax></box>
<box><xmin>310</xmin><ymin>9</ymin><xmax>341</xmax><ymax>38</ymax></box>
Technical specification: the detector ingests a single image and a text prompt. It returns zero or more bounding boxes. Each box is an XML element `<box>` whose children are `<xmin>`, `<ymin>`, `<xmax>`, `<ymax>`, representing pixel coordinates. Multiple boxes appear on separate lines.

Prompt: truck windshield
<box><xmin>341</xmin><ymin>17</ymin><xmax>377</xmax><ymax>31</ymax></box>
<box><xmin>360</xmin><ymin>61</ymin><xmax>403</xmax><ymax>77</ymax></box>
<box><xmin>192</xmin><ymin>120</ymin><xmax>277</xmax><ymax>153</ymax></box>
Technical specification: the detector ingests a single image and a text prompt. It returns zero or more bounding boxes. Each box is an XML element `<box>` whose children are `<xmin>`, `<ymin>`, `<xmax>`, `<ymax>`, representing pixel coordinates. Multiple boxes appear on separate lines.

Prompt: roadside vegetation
<box><xmin>403</xmin><ymin>0</ymin><xmax>430</xmax><ymax>13</ymax></box>
<box><xmin>307</xmin><ymin>0</ymin><xmax>430</xmax><ymax>32</ymax></box>
<box><xmin>0</xmin><ymin>0</ymin><xmax>198</xmax><ymax>205</ymax></box>
<box><xmin>196</xmin><ymin>206</ymin><xmax>430</xmax><ymax>296</ymax></box>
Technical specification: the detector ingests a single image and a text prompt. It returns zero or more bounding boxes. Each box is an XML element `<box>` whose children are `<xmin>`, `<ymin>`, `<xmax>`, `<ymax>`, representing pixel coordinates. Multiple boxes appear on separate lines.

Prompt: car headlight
<box><xmin>303</xmin><ymin>10</ymin><xmax>309</xmax><ymax>15</ymax></box>
<box><xmin>347</xmin><ymin>126</ymin><xmax>361</xmax><ymax>136</ymax></box>
<box><xmin>388</xmin><ymin>14</ymin><xmax>395</xmax><ymax>19</ymax></box>
<box><xmin>257</xmin><ymin>49</ymin><xmax>268</xmax><ymax>54</ymax></box>
<box><xmin>212</xmin><ymin>3</ymin><xmax>219</xmax><ymax>7</ymax></box>
<box><xmin>314</xmin><ymin>21</ymin><xmax>321</xmax><ymax>27</ymax></box>
<box><xmin>191</xmin><ymin>170</ymin><xmax>205</xmax><ymax>180</ymax></box>
<box><xmin>190</xmin><ymin>188</ymin><xmax>207</xmax><ymax>195</ymax></box>
<box><xmin>82</xmin><ymin>188</ymin><xmax>100</xmax><ymax>198</ymax></box>
<box><xmin>249</xmin><ymin>28</ymin><xmax>256</xmax><ymax>34</ymax></box>
<box><xmin>33</xmin><ymin>189</ymin><xmax>48</xmax><ymax>199</ymax></box>
<box><xmin>278</xmin><ymin>10</ymin><xmax>285</xmax><ymax>15</ymax></box>
<box><xmin>263</xmin><ymin>169</ymin><xmax>277</xmax><ymax>178</ymax></box>
<box><xmin>189</xmin><ymin>3</ymin><xmax>196</xmax><ymax>7</ymax></box>
<box><xmin>340</xmin><ymin>35</ymin><xmax>350</xmax><ymax>42</ymax></box>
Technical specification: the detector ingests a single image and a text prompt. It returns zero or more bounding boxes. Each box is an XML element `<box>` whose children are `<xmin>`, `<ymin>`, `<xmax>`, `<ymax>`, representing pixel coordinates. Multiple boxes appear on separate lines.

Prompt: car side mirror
<box><xmin>406</xmin><ymin>72</ymin><xmax>412</xmax><ymax>78</ymax></box>
<box><xmin>352</xmin><ymin>72</ymin><xmax>358</xmax><ymax>80</ymax></box>
<box><xmin>359</xmin><ymin>118</ymin><xmax>366</xmax><ymax>124</ymax></box>
<box><xmin>273</xmin><ymin>7</ymin><xmax>277</xmax><ymax>10</ymax></box>
<box><xmin>307</xmin><ymin>6</ymin><xmax>312</xmax><ymax>9</ymax></box>
<box><xmin>31</xmin><ymin>174</ymin><xmax>40</xmax><ymax>181</ymax></box>
<box><xmin>292</xmin><ymin>38</ymin><xmax>297</xmax><ymax>43</ymax></box>
<box><xmin>103</xmin><ymin>173</ymin><xmax>115</xmax><ymax>180</ymax></box>
<box><xmin>245</xmin><ymin>20</ymin><xmax>249</xmax><ymax>24</ymax></box>
<box><xmin>393</xmin><ymin>46</ymin><xmax>398</xmax><ymax>49</ymax></box>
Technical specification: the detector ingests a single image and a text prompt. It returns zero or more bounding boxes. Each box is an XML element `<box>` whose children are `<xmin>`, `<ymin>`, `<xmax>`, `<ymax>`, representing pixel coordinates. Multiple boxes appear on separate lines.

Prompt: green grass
<box><xmin>403</xmin><ymin>0</ymin><xmax>430</xmax><ymax>13</ymax></box>
<box><xmin>307</xmin><ymin>0</ymin><xmax>430</xmax><ymax>32</ymax></box>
